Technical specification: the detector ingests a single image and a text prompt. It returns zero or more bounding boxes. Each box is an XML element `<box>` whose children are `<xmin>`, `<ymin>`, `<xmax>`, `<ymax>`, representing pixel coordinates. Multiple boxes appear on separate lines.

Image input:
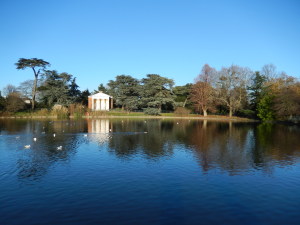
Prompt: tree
<box><xmin>107</xmin><ymin>75</ymin><xmax>140</xmax><ymax>111</ymax></box>
<box><xmin>0</xmin><ymin>91</ymin><xmax>5</xmax><ymax>111</ymax></box>
<box><xmin>248</xmin><ymin>71</ymin><xmax>267</xmax><ymax>115</ymax></box>
<box><xmin>190</xmin><ymin>64</ymin><xmax>216</xmax><ymax>116</ymax></box>
<box><xmin>3</xmin><ymin>84</ymin><xmax>18</xmax><ymax>96</ymax></box>
<box><xmin>68</xmin><ymin>77</ymin><xmax>81</xmax><ymax>103</ymax></box>
<box><xmin>215</xmin><ymin>65</ymin><xmax>250</xmax><ymax>117</ymax></box>
<box><xmin>140</xmin><ymin>74</ymin><xmax>175</xmax><ymax>111</ymax></box>
<box><xmin>261</xmin><ymin>64</ymin><xmax>277</xmax><ymax>81</ymax></box>
<box><xmin>95</xmin><ymin>83</ymin><xmax>108</xmax><ymax>94</ymax></box>
<box><xmin>15</xmin><ymin>58</ymin><xmax>50</xmax><ymax>109</ymax></box>
<box><xmin>173</xmin><ymin>83</ymin><xmax>192</xmax><ymax>108</ymax></box>
<box><xmin>39</xmin><ymin>70</ymin><xmax>75</xmax><ymax>107</ymax></box>
<box><xmin>257</xmin><ymin>94</ymin><xmax>275</xmax><ymax>121</ymax></box>
<box><xmin>5</xmin><ymin>92</ymin><xmax>26</xmax><ymax>112</ymax></box>
<box><xmin>78</xmin><ymin>89</ymin><xmax>91</xmax><ymax>106</ymax></box>
<box><xmin>271</xmin><ymin>75</ymin><xmax>300</xmax><ymax>120</ymax></box>
<box><xmin>18</xmin><ymin>80</ymin><xmax>34</xmax><ymax>99</ymax></box>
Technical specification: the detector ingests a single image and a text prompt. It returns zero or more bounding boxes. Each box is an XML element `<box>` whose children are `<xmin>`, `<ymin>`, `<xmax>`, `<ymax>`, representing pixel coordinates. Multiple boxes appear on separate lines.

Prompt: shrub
<box><xmin>35</xmin><ymin>109</ymin><xmax>50</xmax><ymax>116</ymax></box>
<box><xmin>51</xmin><ymin>105</ymin><xmax>69</xmax><ymax>119</ymax></box>
<box><xmin>236</xmin><ymin>109</ymin><xmax>256</xmax><ymax>119</ymax></box>
<box><xmin>174</xmin><ymin>107</ymin><xmax>190</xmax><ymax>116</ymax></box>
<box><xmin>5</xmin><ymin>93</ymin><xmax>26</xmax><ymax>112</ymax></box>
<box><xmin>144</xmin><ymin>108</ymin><xmax>161</xmax><ymax>116</ymax></box>
<box><xmin>69</xmin><ymin>103</ymin><xmax>86</xmax><ymax>119</ymax></box>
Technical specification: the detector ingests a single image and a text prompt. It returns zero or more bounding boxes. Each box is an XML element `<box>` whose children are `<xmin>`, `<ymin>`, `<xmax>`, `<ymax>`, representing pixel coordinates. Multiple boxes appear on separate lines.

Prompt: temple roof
<box><xmin>89</xmin><ymin>92</ymin><xmax>112</xmax><ymax>99</ymax></box>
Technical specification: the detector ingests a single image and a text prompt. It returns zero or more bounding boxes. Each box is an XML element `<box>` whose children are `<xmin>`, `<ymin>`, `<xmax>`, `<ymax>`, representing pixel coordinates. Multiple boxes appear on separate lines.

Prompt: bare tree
<box><xmin>18</xmin><ymin>80</ymin><xmax>34</xmax><ymax>98</ymax></box>
<box><xmin>190</xmin><ymin>64</ymin><xmax>216</xmax><ymax>116</ymax></box>
<box><xmin>216</xmin><ymin>65</ymin><xmax>251</xmax><ymax>117</ymax></box>
<box><xmin>261</xmin><ymin>64</ymin><xmax>277</xmax><ymax>80</ymax></box>
<box><xmin>3</xmin><ymin>84</ymin><xmax>18</xmax><ymax>96</ymax></box>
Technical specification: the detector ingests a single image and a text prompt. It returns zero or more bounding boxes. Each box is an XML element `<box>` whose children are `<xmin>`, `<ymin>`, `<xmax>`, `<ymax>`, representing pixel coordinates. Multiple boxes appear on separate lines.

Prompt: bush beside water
<box><xmin>174</xmin><ymin>107</ymin><xmax>191</xmax><ymax>116</ymax></box>
<box><xmin>144</xmin><ymin>108</ymin><xmax>161</xmax><ymax>116</ymax></box>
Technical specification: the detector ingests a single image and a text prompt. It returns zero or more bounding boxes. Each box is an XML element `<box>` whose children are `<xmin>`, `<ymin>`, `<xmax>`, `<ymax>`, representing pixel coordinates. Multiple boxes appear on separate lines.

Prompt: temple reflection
<box><xmin>87</xmin><ymin>119</ymin><xmax>112</xmax><ymax>143</ymax></box>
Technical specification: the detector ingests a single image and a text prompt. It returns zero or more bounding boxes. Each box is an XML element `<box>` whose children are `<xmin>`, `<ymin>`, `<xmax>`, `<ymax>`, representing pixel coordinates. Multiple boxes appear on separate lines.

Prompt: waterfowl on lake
<box><xmin>24</xmin><ymin>145</ymin><xmax>31</xmax><ymax>149</ymax></box>
<box><xmin>53</xmin><ymin>133</ymin><xmax>56</xmax><ymax>137</ymax></box>
<box><xmin>57</xmin><ymin>146</ymin><xmax>62</xmax><ymax>150</ymax></box>
<box><xmin>84</xmin><ymin>134</ymin><xmax>88</xmax><ymax>137</ymax></box>
<box><xmin>33</xmin><ymin>138</ymin><xmax>37</xmax><ymax>141</ymax></box>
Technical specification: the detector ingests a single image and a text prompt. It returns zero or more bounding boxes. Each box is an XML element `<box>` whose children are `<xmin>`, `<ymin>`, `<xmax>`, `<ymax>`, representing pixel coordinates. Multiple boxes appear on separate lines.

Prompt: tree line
<box><xmin>0</xmin><ymin>58</ymin><xmax>299</xmax><ymax>121</ymax></box>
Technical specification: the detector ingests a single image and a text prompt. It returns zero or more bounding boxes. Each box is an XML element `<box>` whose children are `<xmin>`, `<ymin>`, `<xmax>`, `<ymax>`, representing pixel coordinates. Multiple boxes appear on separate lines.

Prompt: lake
<box><xmin>1</xmin><ymin>119</ymin><xmax>300</xmax><ymax>225</ymax></box>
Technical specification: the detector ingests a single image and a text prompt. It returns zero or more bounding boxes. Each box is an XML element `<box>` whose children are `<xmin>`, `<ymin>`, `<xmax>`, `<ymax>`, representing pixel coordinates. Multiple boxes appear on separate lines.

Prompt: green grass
<box><xmin>1</xmin><ymin>109</ymin><xmax>254</xmax><ymax>122</ymax></box>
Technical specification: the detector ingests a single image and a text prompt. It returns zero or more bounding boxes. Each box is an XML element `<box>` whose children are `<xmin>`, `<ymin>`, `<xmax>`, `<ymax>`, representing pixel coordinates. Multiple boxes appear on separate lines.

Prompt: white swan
<box><xmin>57</xmin><ymin>146</ymin><xmax>62</xmax><ymax>150</ymax></box>
<box><xmin>24</xmin><ymin>145</ymin><xmax>31</xmax><ymax>149</ymax></box>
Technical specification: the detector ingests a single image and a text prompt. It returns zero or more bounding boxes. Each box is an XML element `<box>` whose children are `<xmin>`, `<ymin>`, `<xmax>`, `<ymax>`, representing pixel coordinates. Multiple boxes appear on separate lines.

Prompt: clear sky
<box><xmin>0</xmin><ymin>0</ymin><xmax>299</xmax><ymax>92</ymax></box>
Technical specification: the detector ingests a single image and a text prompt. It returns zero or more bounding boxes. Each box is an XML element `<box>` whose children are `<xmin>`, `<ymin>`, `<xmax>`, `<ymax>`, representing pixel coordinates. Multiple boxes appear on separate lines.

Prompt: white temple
<box><xmin>88</xmin><ymin>92</ymin><xmax>113</xmax><ymax>111</ymax></box>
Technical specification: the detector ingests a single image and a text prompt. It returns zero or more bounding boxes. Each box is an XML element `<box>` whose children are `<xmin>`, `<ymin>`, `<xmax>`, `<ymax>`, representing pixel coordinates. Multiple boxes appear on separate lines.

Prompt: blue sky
<box><xmin>0</xmin><ymin>0</ymin><xmax>299</xmax><ymax>92</ymax></box>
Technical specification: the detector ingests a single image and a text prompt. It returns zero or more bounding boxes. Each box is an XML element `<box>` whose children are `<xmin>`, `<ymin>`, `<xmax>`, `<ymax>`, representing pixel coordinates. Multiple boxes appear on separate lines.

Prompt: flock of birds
<box><xmin>22</xmin><ymin>132</ymin><xmax>63</xmax><ymax>150</ymax></box>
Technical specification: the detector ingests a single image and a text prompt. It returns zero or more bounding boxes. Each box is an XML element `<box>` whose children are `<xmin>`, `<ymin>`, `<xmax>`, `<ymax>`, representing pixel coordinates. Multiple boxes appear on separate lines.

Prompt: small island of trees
<box><xmin>0</xmin><ymin>58</ymin><xmax>299</xmax><ymax>122</ymax></box>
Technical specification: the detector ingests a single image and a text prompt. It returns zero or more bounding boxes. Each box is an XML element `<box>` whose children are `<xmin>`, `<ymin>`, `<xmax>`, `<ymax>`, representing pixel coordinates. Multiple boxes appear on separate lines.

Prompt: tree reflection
<box><xmin>1</xmin><ymin>119</ymin><xmax>300</xmax><ymax>180</ymax></box>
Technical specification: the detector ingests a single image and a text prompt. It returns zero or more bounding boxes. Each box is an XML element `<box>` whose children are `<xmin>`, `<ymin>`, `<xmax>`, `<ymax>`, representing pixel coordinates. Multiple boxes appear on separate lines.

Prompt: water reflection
<box><xmin>0</xmin><ymin>119</ymin><xmax>87</xmax><ymax>181</ymax></box>
<box><xmin>87</xmin><ymin>119</ymin><xmax>111</xmax><ymax>143</ymax></box>
<box><xmin>1</xmin><ymin>119</ymin><xmax>300</xmax><ymax>181</ymax></box>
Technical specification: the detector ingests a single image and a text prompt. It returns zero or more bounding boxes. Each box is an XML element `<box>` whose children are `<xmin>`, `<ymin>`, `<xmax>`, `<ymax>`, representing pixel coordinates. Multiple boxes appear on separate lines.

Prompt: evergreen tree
<box><xmin>69</xmin><ymin>77</ymin><xmax>81</xmax><ymax>103</ymax></box>
<box><xmin>248</xmin><ymin>71</ymin><xmax>267</xmax><ymax>115</ymax></box>
<box><xmin>78</xmin><ymin>89</ymin><xmax>91</xmax><ymax>106</ymax></box>
<box><xmin>107</xmin><ymin>75</ymin><xmax>140</xmax><ymax>111</ymax></box>
<box><xmin>39</xmin><ymin>70</ymin><xmax>76</xmax><ymax>107</ymax></box>
<box><xmin>15</xmin><ymin>58</ymin><xmax>50</xmax><ymax>109</ymax></box>
<box><xmin>141</xmin><ymin>74</ymin><xmax>175</xmax><ymax>111</ymax></box>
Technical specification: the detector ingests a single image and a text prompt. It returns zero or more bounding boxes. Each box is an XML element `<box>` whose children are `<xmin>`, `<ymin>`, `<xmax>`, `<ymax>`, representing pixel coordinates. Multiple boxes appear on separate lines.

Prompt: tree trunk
<box><xmin>183</xmin><ymin>98</ymin><xmax>187</xmax><ymax>107</ymax></box>
<box><xmin>229</xmin><ymin>107</ymin><xmax>232</xmax><ymax>117</ymax></box>
<box><xmin>203</xmin><ymin>109</ymin><xmax>208</xmax><ymax>117</ymax></box>
<box><xmin>32</xmin><ymin>75</ymin><xmax>38</xmax><ymax>110</ymax></box>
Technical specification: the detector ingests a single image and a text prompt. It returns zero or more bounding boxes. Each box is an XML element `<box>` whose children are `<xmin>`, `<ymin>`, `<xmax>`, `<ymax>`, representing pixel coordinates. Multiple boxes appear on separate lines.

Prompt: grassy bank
<box><xmin>0</xmin><ymin>109</ymin><xmax>255</xmax><ymax>121</ymax></box>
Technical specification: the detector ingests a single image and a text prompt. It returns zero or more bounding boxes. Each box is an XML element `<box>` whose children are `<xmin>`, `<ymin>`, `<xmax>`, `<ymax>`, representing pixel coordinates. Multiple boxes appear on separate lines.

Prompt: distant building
<box><xmin>88</xmin><ymin>92</ymin><xmax>113</xmax><ymax>111</ymax></box>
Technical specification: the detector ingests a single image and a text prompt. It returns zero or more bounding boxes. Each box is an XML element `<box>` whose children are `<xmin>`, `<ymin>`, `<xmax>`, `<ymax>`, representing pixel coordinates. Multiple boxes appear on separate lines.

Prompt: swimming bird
<box><xmin>144</xmin><ymin>131</ymin><xmax>148</xmax><ymax>134</ymax></box>
<box><xmin>109</xmin><ymin>129</ymin><xmax>112</xmax><ymax>132</ymax></box>
<box><xmin>24</xmin><ymin>145</ymin><xmax>31</xmax><ymax>149</ymax></box>
<box><xmin>53</xmin><ymin>133</ymin><xmax>56</xmax><ymax>137</ymax></box>
<box><xmin>57</xmin><ymin>146</ymin><xmax>62</xmax><ymax>150</ymax></box>
<box><xmin>16</xmin><ymin>136</ymin><xmax>20</xmax><ymax>139</ymax></box>
<box><xmin>84</xmin><ymin>134</ymin><xmax>88</xmax><ymax>137</ymax></box>
<box><xmin>33</xmin><ymin>138</ymin><xmax>37</xmax><ymax>142</ymax></box>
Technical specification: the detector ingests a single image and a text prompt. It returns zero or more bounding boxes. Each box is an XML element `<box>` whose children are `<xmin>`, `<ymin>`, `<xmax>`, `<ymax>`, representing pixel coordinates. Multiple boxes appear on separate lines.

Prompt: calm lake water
<box><xmin>1</xmin><ymin>119</ymin><xmax>300</xmax><ymax>225</ymax></box>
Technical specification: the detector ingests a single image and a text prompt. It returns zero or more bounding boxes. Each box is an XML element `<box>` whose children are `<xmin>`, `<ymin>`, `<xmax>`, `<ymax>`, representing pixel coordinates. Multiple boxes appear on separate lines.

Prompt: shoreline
<box><xmin>0</xmin><ymin>115</ymin><xmax>256</xmax><ymax>122</ymax></box>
